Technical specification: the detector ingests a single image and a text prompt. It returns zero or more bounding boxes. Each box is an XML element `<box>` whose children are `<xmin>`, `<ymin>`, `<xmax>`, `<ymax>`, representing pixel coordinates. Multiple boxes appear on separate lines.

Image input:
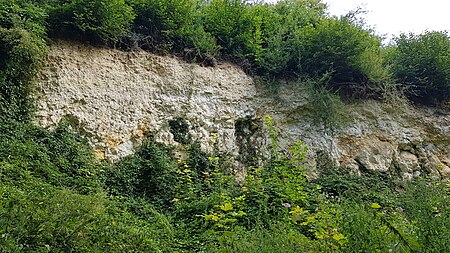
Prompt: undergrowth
<box><xmin>2</xmin><ymin>115</ymin><xmax>449</xmax><ymax>252</ymax></box>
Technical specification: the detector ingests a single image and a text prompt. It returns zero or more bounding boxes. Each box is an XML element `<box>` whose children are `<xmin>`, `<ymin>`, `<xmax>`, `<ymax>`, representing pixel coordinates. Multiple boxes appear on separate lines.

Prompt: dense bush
<box><xmin>214</xmin><ymin>223</ymin><xmax>324</xmax><ymax>252</ymax></box>
<box><xmin>301</xmin><ymin>17</ymin><xmax>387</xmax><ymax>85</ymax></box>
<box><xmin>7</xmin><ymin>0</ymin><xmax>450</xmax><ymax>105</ymax></box>
<box><xmin>1</xmin><ymin>116</ymin><xmax>450</xmax><ymax>252</ymax></box>
<box><xmin>0</xmin><ymin>119</ymin><xmax>102</xmax><ymax>193</ymax></box>
<box><xmin>252</xmin><ymin>1</ymin><xmax>390</xmax><ymax>96</ymax></box>
<box><xmin>104</xmin><ymin>136</ymin><xmax>177</xmax><ymax>205</ymax></box>
<box><xmin>47</xmin><ymin>0</ymin><xmax>135</xmax><ymax>44</ymax></box>
<box><xmin>126</xmin><ymin>0</ymin><xmax>218</xmax><ymax>62</ymax></box>
<box><xmin>0</xmin><ymin>0</ymin><xmax>47</xmax><ymax>34</ymax></box>
<box><xmin>317</xmin><ymin>170</ymin><xmax>450</xmax><ymax>252</ymax></box>
<box><xmin>0</xmin><ymin>118</ymin><xmax>181</xmax><ymax>252</ymax></box>
<box><xmin>1</xmin><ymin>0</ymin><xmax>395</xmax><ymax>101</ymax></box>
<box><xmin>255</xmin><ymin>0</ymin><xmax>325</xmax><ymax>75</ymax></box>
<box><xmin>201</xmin><ymin>0</ymin><xmax>263</xmax><ymax>60</ymax></box>
<box><xmin>126</xmin><ymin>0</ymin><xmax>194</xmax><ymax>48</ymax></box>
<box><xmin>0</xmin><ymin>0</ymin><xmax>47</xmax><ymax>120</ymax></box>
<box><xmin>396</xmin><ymin>180</ymin><xmax>450</xmax><ymax>251</ymax></box>
<box><xmin>387</xmin><ymin>31</ymin><xmax>450</xmax><ymax>104</ymax></box>
<box><xmin>0</xmin><ymin>184</ymin><xmax>176</xmax><ymax>252</ymax></box>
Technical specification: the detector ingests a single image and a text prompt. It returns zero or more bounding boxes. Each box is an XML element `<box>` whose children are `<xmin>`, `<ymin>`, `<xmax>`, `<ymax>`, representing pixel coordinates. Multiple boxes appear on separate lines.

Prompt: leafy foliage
<box><xmin>0</xmin><ymin>119</ymin><xmax>178</xmax><ymax>252</ymax></box>
<box><xmin>213</xmin><ymin>223</ymin><xmax>323</xmax><ymax>253</ymax></box>
<box><xmin>126</xmin><ymin>0</ymin><xmax>195</xmax><ymax>47</ymax></box>
<box><xmin>0</xmin><ymin>119</ymin><xmax>102</xmax><ymax>194</ymax></box>
<box><xmin>126</xmin><ymin>0</ymin><xmax>218</xmax><ymax>62</ymax></box>
<box><xmin>387</xmin><ymin>31</ymin><xmax>450</xmax><ymax>104</ymax></box>
<box><xmin>202</xmin><ymin>0</ymin><xmax>263</xmax><ymax>60</ymax></box>
<box><xmin>7</xmin><ymin>0</ymin><xmax>443</xmax><ymax>106</ymax></box>
<box><xmin>303</xmin><ymin>75</ymin><xmax>348</xmax><ymax>130</ymax></box>
<box><xmin>0</xmin><ymin>0</ymin><xmax>47</xmax><ymax>120</ymax></box>
<box><xmin>47</xmin><ymin>0</ymin><xmax>135</xmax><ymax>44</ymax></box>
<box><xmin>0</xmin><ymin>184</ymin><xmax>175</xmax><ymax>252</ymax></box>
<box><xmin>397</xmin><ymin>180</ymin><xmax>450</xmax><ymax>251</ymax></box>
<box><xmin>103</xmin><ymin>136</ymin><xmax>177</xmax><ymax>205</ymax></box>
<box><xmin>4</xmin><ymin>0</ymin><xmax>448</xmax><ymax>106</ymax></box>
<box><xmin>301</xmin><ymin>16</ymin><xmax>387</xmax><ymax>86</ymax></box>
<box><xmin>240</xmin><ymin>117</ymin><xmax>309</xmax><ymax>222</ymax></box>
<box><xmin>255</xmin><ymin>0</ymin><xmax>325</xmax><ymax>75</ymax></box>
<box><xmin>1</xmin><ymin>114</ymin><xmax>450</xmax><ymax>252</ymax></box>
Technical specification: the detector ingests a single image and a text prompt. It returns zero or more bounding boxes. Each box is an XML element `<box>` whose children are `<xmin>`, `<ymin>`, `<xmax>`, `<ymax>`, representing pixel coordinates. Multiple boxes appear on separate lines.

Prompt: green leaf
<box><xmin>332</xmin><ymin>233</ymin><xmax>345</xmax><ymax>241</ymax></box>
<box><xmin>220</xmin><ymin>203</ymin><xmax>233</xmax><ymax>212</ymax></box>
<box><xmin>370</xmin><ymin>203</ymin><xmax>381</xmax><ymax>209</ymax></box>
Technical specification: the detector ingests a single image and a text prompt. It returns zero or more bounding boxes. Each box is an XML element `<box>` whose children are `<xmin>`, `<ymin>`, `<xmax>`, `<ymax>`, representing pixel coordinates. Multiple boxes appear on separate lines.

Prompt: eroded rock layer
<box><xmin>35</xmin><ymin>41</ymin><xmax>450</xmax><ymax>179</ymax></box>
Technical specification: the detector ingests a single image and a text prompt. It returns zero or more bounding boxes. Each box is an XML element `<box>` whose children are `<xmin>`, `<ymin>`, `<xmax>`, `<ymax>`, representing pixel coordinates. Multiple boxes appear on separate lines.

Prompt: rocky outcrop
<box><xmin>35</xmin><ymin>41</ymin><xmax>256</xmax><ymax>160</ymax></box>
<box><xmin>35</xmin><ymin>41</ymin><xmax>450</xmax><ymax>178</ymax></box>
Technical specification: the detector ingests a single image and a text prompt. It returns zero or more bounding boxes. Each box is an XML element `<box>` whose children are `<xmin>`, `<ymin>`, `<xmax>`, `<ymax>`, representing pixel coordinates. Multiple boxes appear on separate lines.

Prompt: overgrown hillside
<box><xmin>1</xmin><ymin>0</ymin><xmax>450</xmax><ymax>252</ymax></box>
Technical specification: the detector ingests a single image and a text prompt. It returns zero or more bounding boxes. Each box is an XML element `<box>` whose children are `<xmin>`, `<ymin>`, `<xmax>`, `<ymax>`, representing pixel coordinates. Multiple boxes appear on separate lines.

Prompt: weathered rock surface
<box><xmin>35</xmin><ymin>41</ymin><xmax>256</xmax><ymax>160</ymax></box>
<box><xmin>35</xmin><ymin>41</ymin><xmax>450</xmax><ymax>178</ymax></box>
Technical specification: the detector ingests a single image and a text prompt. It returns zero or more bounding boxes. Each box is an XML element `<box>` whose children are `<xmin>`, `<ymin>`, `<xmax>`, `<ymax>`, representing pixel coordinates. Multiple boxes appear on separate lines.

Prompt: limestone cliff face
<box><xmin>35</xmin><ymin>41</ymin><xmax>256</xmax><ymax>160</ymax></box>
<box><xmin>35</xmin><ymin>41</ymin><xmax>450</xmax><ymax>179</ymax></box>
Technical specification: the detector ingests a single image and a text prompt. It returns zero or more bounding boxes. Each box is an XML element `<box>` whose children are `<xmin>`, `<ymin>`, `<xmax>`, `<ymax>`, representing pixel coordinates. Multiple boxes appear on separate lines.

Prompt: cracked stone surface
<box><xmin>34</xmin><ymin>40</ymin><xmax>450</xmax><ymax>178</ymax></box>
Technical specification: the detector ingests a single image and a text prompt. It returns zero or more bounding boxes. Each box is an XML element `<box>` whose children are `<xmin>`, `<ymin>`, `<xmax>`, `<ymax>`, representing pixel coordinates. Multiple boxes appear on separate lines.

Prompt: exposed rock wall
<box><xmin>35</xmin><ymin>41</ymin><xmax>256</xmax><ymax>160</ymax></box>
<box><xmin>35</xmin><ymin>41</ymin><xmax>450</xmax><ymax>178</ymax></box>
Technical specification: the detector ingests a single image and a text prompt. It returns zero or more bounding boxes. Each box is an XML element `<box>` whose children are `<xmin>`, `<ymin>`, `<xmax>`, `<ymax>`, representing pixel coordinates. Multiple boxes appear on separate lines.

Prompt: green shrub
<box><xmin>166</xmin><ymin>142</ymin><xmax>233</xmax><ymax>222</ymax></box>
<box><xmin>0</xmin><ymin>0</ymin><xmax>47</xmax><ymax>35</ymax></box>
<box><xmin>337</xmin><ymin>180</ymin><xmax>450</xmax><ymax>253</ymax></box>
<box><xmin>177</xmin><ymin>23</ymin><xmax>219</xmax><ymax>63</ymax></box>
<box><xmin>128</xmin><ymin>0</ymin><xmax>196</xmax><ymax>40</ymax></box>
<box><xmin>317</xmin><ymin>171</ymin><xmax>450</xmax><ymax>253</ymax></box>
<box><xmin>201</xmin><ymin>0</ymin><xmax>263</xmax><ymax>60</ymax></box>
<box><xmin>241</xmin><ymin>117</ymin><xmax>309</xmax><ymax>222</ymax></box>
<box><xmin>387</xmin><ymin>31</ymin><xmax>450</xmax><ymax>104</ymax></box>
<box><xmin>127</xmin><ymin>0</ymin><xmax>218</xmax><ymax>61</ymax></box>
<box><xmin>47</xmin><ymin>0</ymin><xmax>135</xmax><ymax>44</ymax></box>
<box><xmin>339</xmin><ymin>201</ymin><xmax>419</xmax><ymax>252</ymax></box>
<box><xmin>255</xmin><ymin>0</ymin><xmax>325</xmax><ymax>76</ymax></box>
<box><xmin>0</xmin><ymin>28</ymin><xmax>46</xmax><ymax>120</ymax></box>
<box><xmin>179</xmin><ymin>117</ymin><xmax>311</xmax><ymax>231</ymax></box>
<box><xmin>316</xmin><ymin>170</ymin><xmax>397</xmax><ymax>206</ymax></box>
<box><xmin>301</xmin><ymin>17</ymin><xmax>386</xmax><ymax>85</ymax></box>
<box><xmin>104</xmin><ymin>136</ymin><xmax>177</xmax><ymax>205</ymax></box>
<box><xmin>0</xmin><ymin>0</ymin><xmax>47</xmax><ymax>120</ymax></box>
<box><xmin>303</xmin><ymin>76</ymin><xmax>348</xmax><ymax>130</ymax></box>
<box><xmin>171</xmin><ymin>118</ymin><xmax>310</xmax><ymax>232</ymax></box>
<box><xmin>253</xmin><ymin>1</ymin><xmax>389</xmax><ymax>90</ymax></box>
<box><xmin>0</xmin><ymin>120</ymin><xmax>102</xmax><ymax>193</ymax></box>
<box><xmin>0</xmin><ymin>185</ymin><xmax>174</xmax><ymax>252</ymax></box>
<box><xmin>213</xmin><ymin>223</ymin><xmax>321</xmax><ymax>253</ymax></box>
<box><xmin>2</xmin><ymin>117</ymin><xmax>450</xmax><ymax>252</ymax></box>
<box><xmin>396</xmin><ymin>179</ymin><xmax>450</xmax><ymax>251</ymax></box>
